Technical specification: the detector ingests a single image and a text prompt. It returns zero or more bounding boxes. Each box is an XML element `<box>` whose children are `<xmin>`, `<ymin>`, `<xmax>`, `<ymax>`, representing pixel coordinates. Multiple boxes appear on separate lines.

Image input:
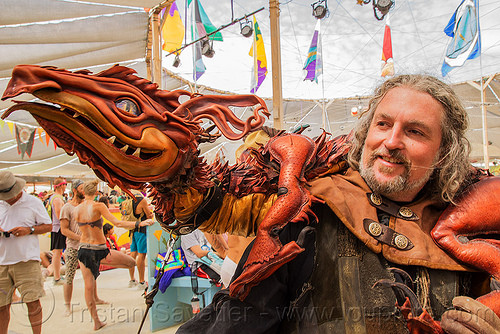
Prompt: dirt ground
<box><xmin>7</xmin><ymin>267</ymin><xmax>183</xmax><ymax>334</ymax></box>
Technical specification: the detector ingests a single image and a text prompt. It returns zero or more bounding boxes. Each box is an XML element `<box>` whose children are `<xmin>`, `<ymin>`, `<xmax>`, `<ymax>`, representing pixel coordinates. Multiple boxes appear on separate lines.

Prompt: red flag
<box><xmin>381</xmin><ymin>14</ymin><xmax>394</xmax><ymax>77</ymax></box>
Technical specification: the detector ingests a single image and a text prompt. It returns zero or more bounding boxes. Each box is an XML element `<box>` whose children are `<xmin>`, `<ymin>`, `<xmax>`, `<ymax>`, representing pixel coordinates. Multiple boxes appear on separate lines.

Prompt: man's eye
<box><xmin>409</xmin><ymin>129</ymin><xmax>424</xmax><ymax>136</ymax></box>
<box><xmin>115</xmin><ymin>99</ymin><xmax>140</xmax><ymax>116</ymax></box>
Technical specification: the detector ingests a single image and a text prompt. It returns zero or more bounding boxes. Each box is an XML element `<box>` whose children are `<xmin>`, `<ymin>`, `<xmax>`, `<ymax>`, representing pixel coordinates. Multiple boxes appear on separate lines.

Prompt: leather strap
<box><xmin>176</xmin><ymin>181</ymin><xmax>224</xmax><ymax>235</ymax></box>
<box><xmin>363</xmin><ymin>218</ymin><xmax>414</xmax><ymax>251</ymax></box>
<box><xmin>366</xmin><ymin>193</ymin><xmax>419</xmax><ymax>221</ymax></box>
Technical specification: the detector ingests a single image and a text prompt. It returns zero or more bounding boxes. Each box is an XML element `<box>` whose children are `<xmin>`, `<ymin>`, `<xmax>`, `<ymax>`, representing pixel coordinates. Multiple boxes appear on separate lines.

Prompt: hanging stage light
<box><xmin>201</xmin><ymin>39</ymin><xmax>215</xmax><ymax>58</ymax></box>
<box><xmin>240</xmin><ymin>18</ymin><xmax>253</xmax><ymax>38</ymax></box>
<box><xmin>172</xmin><ymin>54</ymin><xmax>181</xmax><ymax>67</ymax></box>
<box><xmin>373</xmin><ymin>0</ymin><xmax>394</xmax><ymax>20</ymax></box>
<box><xmin>311</xmin><ymin>0</ymin><xmax>328</xmax><ymax>19</ymax></box>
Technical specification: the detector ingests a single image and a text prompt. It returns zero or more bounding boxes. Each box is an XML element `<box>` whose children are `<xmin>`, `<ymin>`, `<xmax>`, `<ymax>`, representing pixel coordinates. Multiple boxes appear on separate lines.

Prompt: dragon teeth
<box><xmin>107</xmin><ymin>136</ymin><xmax>116</xmax><ymax>144</ymax></box>
<box><xmin>132</xmin><ymin>147</ymin><xmax>141</xmax><ymax>157</ymax></box>
<box><xmin>120</xmin><ymin>144</ymin><xmax>129</xmax><ymax>152</ymax></box>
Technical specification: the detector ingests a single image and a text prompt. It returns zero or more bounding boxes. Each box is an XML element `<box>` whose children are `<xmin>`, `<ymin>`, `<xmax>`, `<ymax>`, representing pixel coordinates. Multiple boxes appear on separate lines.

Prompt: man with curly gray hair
<box><xmin>178</xmin><ymin>75</ymin><xmax>499</xmax><ymax>334</ymax></box>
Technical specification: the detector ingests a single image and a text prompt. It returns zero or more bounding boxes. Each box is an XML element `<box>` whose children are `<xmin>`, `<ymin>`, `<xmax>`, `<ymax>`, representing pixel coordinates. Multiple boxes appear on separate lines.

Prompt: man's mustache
<box><xmin>369</xmin><ymin>148</ymin><xmax>411</xmax><ymax>168</ymax></box>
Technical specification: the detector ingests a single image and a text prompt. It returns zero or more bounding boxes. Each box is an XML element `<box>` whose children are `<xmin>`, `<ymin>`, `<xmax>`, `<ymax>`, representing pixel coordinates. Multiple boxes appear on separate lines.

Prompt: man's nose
<box><xmin>384</xmin><ymin>128</ymin><xmax>405</xmax><ymax>150</ymax></box>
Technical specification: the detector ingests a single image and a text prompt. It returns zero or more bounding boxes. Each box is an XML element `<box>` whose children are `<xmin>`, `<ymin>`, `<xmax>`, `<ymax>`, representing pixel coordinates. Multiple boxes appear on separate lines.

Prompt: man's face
<box><xmin>359</xmin><ymin>87</ymin><xmax>443</xmax><ymax>202</ymax></box>
<box><xmin>76</xmin><ymin>185</ymin><xmax>85</xmax><ymax>199</ymax></box>
<box><xmin>5</xmin><ymin>191</ymin><xmax>22</xmax><ymax>205</ymax></box>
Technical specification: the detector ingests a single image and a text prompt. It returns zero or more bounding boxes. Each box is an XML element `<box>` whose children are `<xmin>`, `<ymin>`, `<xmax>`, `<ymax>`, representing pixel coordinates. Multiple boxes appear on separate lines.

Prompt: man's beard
<box><xmin>359</xmin><ymin>147</ymin><xmax>435</xmax><ymax>198</ymax></box>
<box><xmin>76</xmin><ymin>192</ymin><xmax>85</xmax><ymax>200</ymax></box>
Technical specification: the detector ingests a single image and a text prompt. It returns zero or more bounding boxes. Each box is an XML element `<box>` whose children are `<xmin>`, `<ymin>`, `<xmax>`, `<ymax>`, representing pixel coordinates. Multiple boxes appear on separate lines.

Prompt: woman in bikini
<box><xmin>75</xmin><ymin>180</ymin><xmax>153</xmax><ymax>330</ymax></box>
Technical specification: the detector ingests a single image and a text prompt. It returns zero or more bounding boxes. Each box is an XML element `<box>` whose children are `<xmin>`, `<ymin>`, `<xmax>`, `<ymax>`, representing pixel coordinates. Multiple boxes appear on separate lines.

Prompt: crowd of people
<box><xmin>0</xmin><ymin>174</ymin><xmax>154</xmax><ymax>332</ymax></box>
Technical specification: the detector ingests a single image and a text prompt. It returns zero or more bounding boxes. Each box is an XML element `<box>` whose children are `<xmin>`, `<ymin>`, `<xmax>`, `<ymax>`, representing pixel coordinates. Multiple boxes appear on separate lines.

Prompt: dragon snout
<box><xmin>2</xmin><ymin>65</ymin><xmax>63</xmax><ymax>100</ymax></box>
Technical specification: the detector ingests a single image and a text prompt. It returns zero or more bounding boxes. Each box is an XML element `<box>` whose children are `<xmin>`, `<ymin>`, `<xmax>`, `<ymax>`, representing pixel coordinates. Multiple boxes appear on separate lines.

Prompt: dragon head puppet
<box><xmin>2</xmin><ymin>65</ymin><xmax>268</xmax><ymax>190</ymax></box>
<box><xmin>2</xmin><ymin>65</ymin><xmax>269</xmax><ymax>234</ymax></box>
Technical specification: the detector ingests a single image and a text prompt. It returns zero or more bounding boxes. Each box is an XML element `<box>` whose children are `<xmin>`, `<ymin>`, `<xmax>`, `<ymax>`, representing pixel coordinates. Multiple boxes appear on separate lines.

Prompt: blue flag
<box><xmin>441</xmin><ymin>0</ymin><xmax>481</xmax><ymax>77</ymax></box>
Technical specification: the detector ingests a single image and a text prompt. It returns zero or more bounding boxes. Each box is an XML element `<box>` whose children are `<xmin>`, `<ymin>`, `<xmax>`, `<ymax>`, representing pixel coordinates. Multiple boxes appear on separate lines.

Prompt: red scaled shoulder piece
<box><xmin>432</xmin><ymin>176</ymin><xmax>500</xmax><ymax>316</ymax></box>
<box><xmin>229</xmin><ymin>134</ymin><xmax>316</xmax><ymax>299</ymax></box>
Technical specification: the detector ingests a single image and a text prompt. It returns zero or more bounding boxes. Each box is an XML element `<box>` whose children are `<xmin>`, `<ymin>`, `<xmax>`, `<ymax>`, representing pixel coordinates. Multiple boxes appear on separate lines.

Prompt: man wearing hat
<box><xmin>59</xmin><ymin>179</ymin><xmax>84</xmax><ymax>316</ymax></box>
<box><xmin>0</xmin><ymin>171</ymin><xmax>52</xmax><ymax>334</ymax></box>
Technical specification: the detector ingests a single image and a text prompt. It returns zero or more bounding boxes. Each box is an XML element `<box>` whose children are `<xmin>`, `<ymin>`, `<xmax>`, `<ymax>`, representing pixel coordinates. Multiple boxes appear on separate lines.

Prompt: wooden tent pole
<box><xmin>269</xmin><ymin>0</ymin><xmax>284</xmax><ymax>130</ymax></box>
<box><xmin>151</xmin><ymin>11</ymin><xmax>162</xmax><ymax>88</ymax></box>
<box><xmin>147</xmin><ymin>1</ymin><xmax>174</xmax><ymax>86</ymax></box>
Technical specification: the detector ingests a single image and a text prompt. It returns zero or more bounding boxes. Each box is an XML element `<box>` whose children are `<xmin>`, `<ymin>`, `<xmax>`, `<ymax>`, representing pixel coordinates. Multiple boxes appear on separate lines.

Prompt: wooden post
<box><xmin>269</xmin><ymin>0</ymin><xmax>284</xmax><ymax>129</ymax></box>
<box><xmin>151</xmin><ymin>11</ymin><xmax>162</xmax><ymax>88</ymax></box>
<box><xmin>147</xmin><ymin>1</ymin><xmax>174</xmax><ymax>86</ymax></box>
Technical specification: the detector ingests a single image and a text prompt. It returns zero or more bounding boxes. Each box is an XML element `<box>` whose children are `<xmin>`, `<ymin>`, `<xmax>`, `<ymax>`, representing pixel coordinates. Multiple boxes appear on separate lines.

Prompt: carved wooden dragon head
<box><xmin>1</xmin><ymin>65</ymin><xmax>269</xmax><ymax>191</ymax></box>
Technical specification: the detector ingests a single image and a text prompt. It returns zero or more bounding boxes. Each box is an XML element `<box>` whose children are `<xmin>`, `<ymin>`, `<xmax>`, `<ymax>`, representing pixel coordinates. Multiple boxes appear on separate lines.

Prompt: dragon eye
<box><xmin>115</xmin><ymin>98</ymin><xmax>140</xmax><ymax>116</ymax></box>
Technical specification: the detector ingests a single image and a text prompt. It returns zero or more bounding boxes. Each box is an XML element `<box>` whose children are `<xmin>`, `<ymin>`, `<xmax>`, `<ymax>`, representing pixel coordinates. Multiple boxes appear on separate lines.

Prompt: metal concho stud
<box><xmin>368</xmin><ymin>222</ymin><xmax>383</xmax><ymax>237</ymax></box>
<box><xmin>394</xmin><ymin>234</ymin><xmax>409</xmax><ymax>249</ymax></box>
<box><xmin>399</xmin><ymin>206</ymin><xmax>413</xmax><ymax>218</ymax></box>
<box><xmin>370</xmin><ymin>193</ymin><xmax>382</xmax><ymax>206</ymax></box>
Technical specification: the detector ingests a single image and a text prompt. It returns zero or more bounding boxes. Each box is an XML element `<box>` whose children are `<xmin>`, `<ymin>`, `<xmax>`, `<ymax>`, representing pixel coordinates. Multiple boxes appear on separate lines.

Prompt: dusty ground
<box><xmin>8</xmin><ymin>267</ymin><xmax>183</xmax><ymax>334</ymax></box>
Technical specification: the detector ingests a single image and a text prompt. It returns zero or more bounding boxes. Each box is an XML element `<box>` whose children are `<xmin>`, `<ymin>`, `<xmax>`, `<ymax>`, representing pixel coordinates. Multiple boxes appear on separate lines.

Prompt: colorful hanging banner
<box><xmin>249</xmin><ymin>16</ymin><xmax>267</xmax><ymax>94</ymax></box>
<box><xmin>191</xmin><ymin>0</ymin><xmax>206</xmax><ymax>80</ymax></box>
<box><xmin>303</xmin><ymin>20</ymin><xmax>322</xmax><ymax>83</ymax></box>
<box><xmin>7</xmin><ymin>121</ymin><xmax>14</xmax><ymax>134</ymax></box>
<box><xmin>14</xmin><ymin>124</ymin><xmax>36</xmax><ymax>159</ymax></box>
<box><xmin>162</xmin><ymin>1</ymin><xmax>184</xmax><ymax>54</ymax></box>
<box><xmin>37</xmin><ymin>128</ymin><xmax>44</xmax><ymax>144</ymax></box>
<box><xmin>188</xmin><ymin>0</ymin><xmax>223</xmax><ymax>41</ymax></box>
<box><xmin>381</xmin><ymin>13</ymin><xmax>394</xmax><ymax>77</ymax></box>
<box><xmin>442</xmin><ymin>0</ymin><xmax>481</xmax><ymax>77</ymax></box>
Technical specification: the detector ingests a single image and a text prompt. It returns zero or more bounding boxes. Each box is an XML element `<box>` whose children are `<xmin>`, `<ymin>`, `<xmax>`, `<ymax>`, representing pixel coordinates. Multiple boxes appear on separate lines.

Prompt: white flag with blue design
<box><xmin>441</xmin><ymin>0</ymin><xmax>481</xmax><ymax>77</ymax></box>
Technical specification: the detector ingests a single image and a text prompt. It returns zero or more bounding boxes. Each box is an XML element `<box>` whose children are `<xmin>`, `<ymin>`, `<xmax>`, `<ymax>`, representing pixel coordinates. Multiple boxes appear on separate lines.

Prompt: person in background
<box><xmin>126</xmin><ymin>192</ymin><xmax>153</xmax><ymax>290</ymax></box>
<box><xmin>181</xmin><ymin>229</ymin><xmax>223</xmax><ymax>282</ymax></box>
<box><xmin>60</xmin><ymin>179</ymin><xmax>102</xmax><ymax>317</ymax></box>
<box><xmin>103</xmin><ymin>223</ymin><xmax>119</xmax><ymax>250</ymax></box>
<box><xmin>97</xmin><ymin>196</ymin><xmax>110</xmax><ymax>208</ymax></box>
<box><xmin>0</xmin><ymin>171</ymin><xmax>52</xmax><ymax>334</ymax></box>
<box><xmin>48</xmin><ymin>177</ymin><xmax>67</xmax><ymax>285</ymax></box>
<box><xmin>39</xmin><ymin>251</ymin><xmax>65</xmax><ymax>280</ymax></box>
<box><xmin>74</xmin><ymin>180</ymin><xmax>153</xmax><ymax>330</ymax></box>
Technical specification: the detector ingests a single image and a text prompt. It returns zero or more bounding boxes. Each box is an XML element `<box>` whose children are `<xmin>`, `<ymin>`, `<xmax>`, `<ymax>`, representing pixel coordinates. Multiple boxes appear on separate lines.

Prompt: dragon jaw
<box><xmin>1</xmin><ymin>64</ymin><xmax>270</xmax><ymax>193</ymax></box>
<box><xmin>1</xmin><ymin>65</ymin><xmax>191</xmax><ymax>190</ymax></box>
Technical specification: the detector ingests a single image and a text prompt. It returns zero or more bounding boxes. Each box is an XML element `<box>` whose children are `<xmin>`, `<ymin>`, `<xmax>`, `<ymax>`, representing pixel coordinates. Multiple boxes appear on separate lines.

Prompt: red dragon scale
<box><xmin>230</xmin><ymin>134</ymin><xmax>316</xmax><ymax>300</ymax></box>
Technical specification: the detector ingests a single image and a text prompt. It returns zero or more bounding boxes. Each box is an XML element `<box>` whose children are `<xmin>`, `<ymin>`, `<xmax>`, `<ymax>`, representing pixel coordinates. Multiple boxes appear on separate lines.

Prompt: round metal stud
<box><xmin>394</xmin><ymin>234</ymin><xmax>409</xmax><ymax>249</ymax></box>
<box><xmin>370</xmin><ymin>193</ymin><xmax>382</xmax><ymax>206</ymax></box>
<box><xmin>399</xmin><ymin>206</ymin><xmax>413</xmax><ymax>218</ymax></box>
<box><xmin>368</xmin><ymin>222</ymin><xmax>383</xmax><ymax>237</ymax></box>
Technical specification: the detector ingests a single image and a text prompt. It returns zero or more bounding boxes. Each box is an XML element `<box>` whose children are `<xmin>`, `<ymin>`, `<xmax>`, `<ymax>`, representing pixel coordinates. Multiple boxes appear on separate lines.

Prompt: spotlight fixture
<box><xmin>240</xmin><ymin>18</ymin><xmax>253</xmax><ymax>38</ymax></box>
<box><xmin>172</xmin><ymin>55</ymin><xmax>181</xmax><ymax>68</ymax></box>
<box><xmin>201</xmin><ymin>39</ymin><xmax>215</xmax><ymax>58</ymax></box>
<box><xmin>373</xmin><ymin>0</ymin><xmax>394</xmax><ymax>20</ymax></box>
<box><xmin>311</xmin><ymin>0</ymin><xmax>328</xmax><ymax>19</ymax></box>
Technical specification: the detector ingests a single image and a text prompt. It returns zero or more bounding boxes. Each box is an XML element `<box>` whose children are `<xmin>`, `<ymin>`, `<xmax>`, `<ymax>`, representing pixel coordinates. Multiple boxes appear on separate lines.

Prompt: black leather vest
<box><xmin>281</xmin><ymin>204</ymin><xmax>476</xmax><ymax>334</ymax></box>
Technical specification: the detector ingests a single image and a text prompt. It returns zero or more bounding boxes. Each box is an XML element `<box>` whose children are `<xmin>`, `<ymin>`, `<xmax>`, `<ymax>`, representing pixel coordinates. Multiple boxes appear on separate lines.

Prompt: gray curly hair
<box><xmin>347</xmin><ymin>74</ymin><xmax>471</xmax><ymax>203</ymax></box>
